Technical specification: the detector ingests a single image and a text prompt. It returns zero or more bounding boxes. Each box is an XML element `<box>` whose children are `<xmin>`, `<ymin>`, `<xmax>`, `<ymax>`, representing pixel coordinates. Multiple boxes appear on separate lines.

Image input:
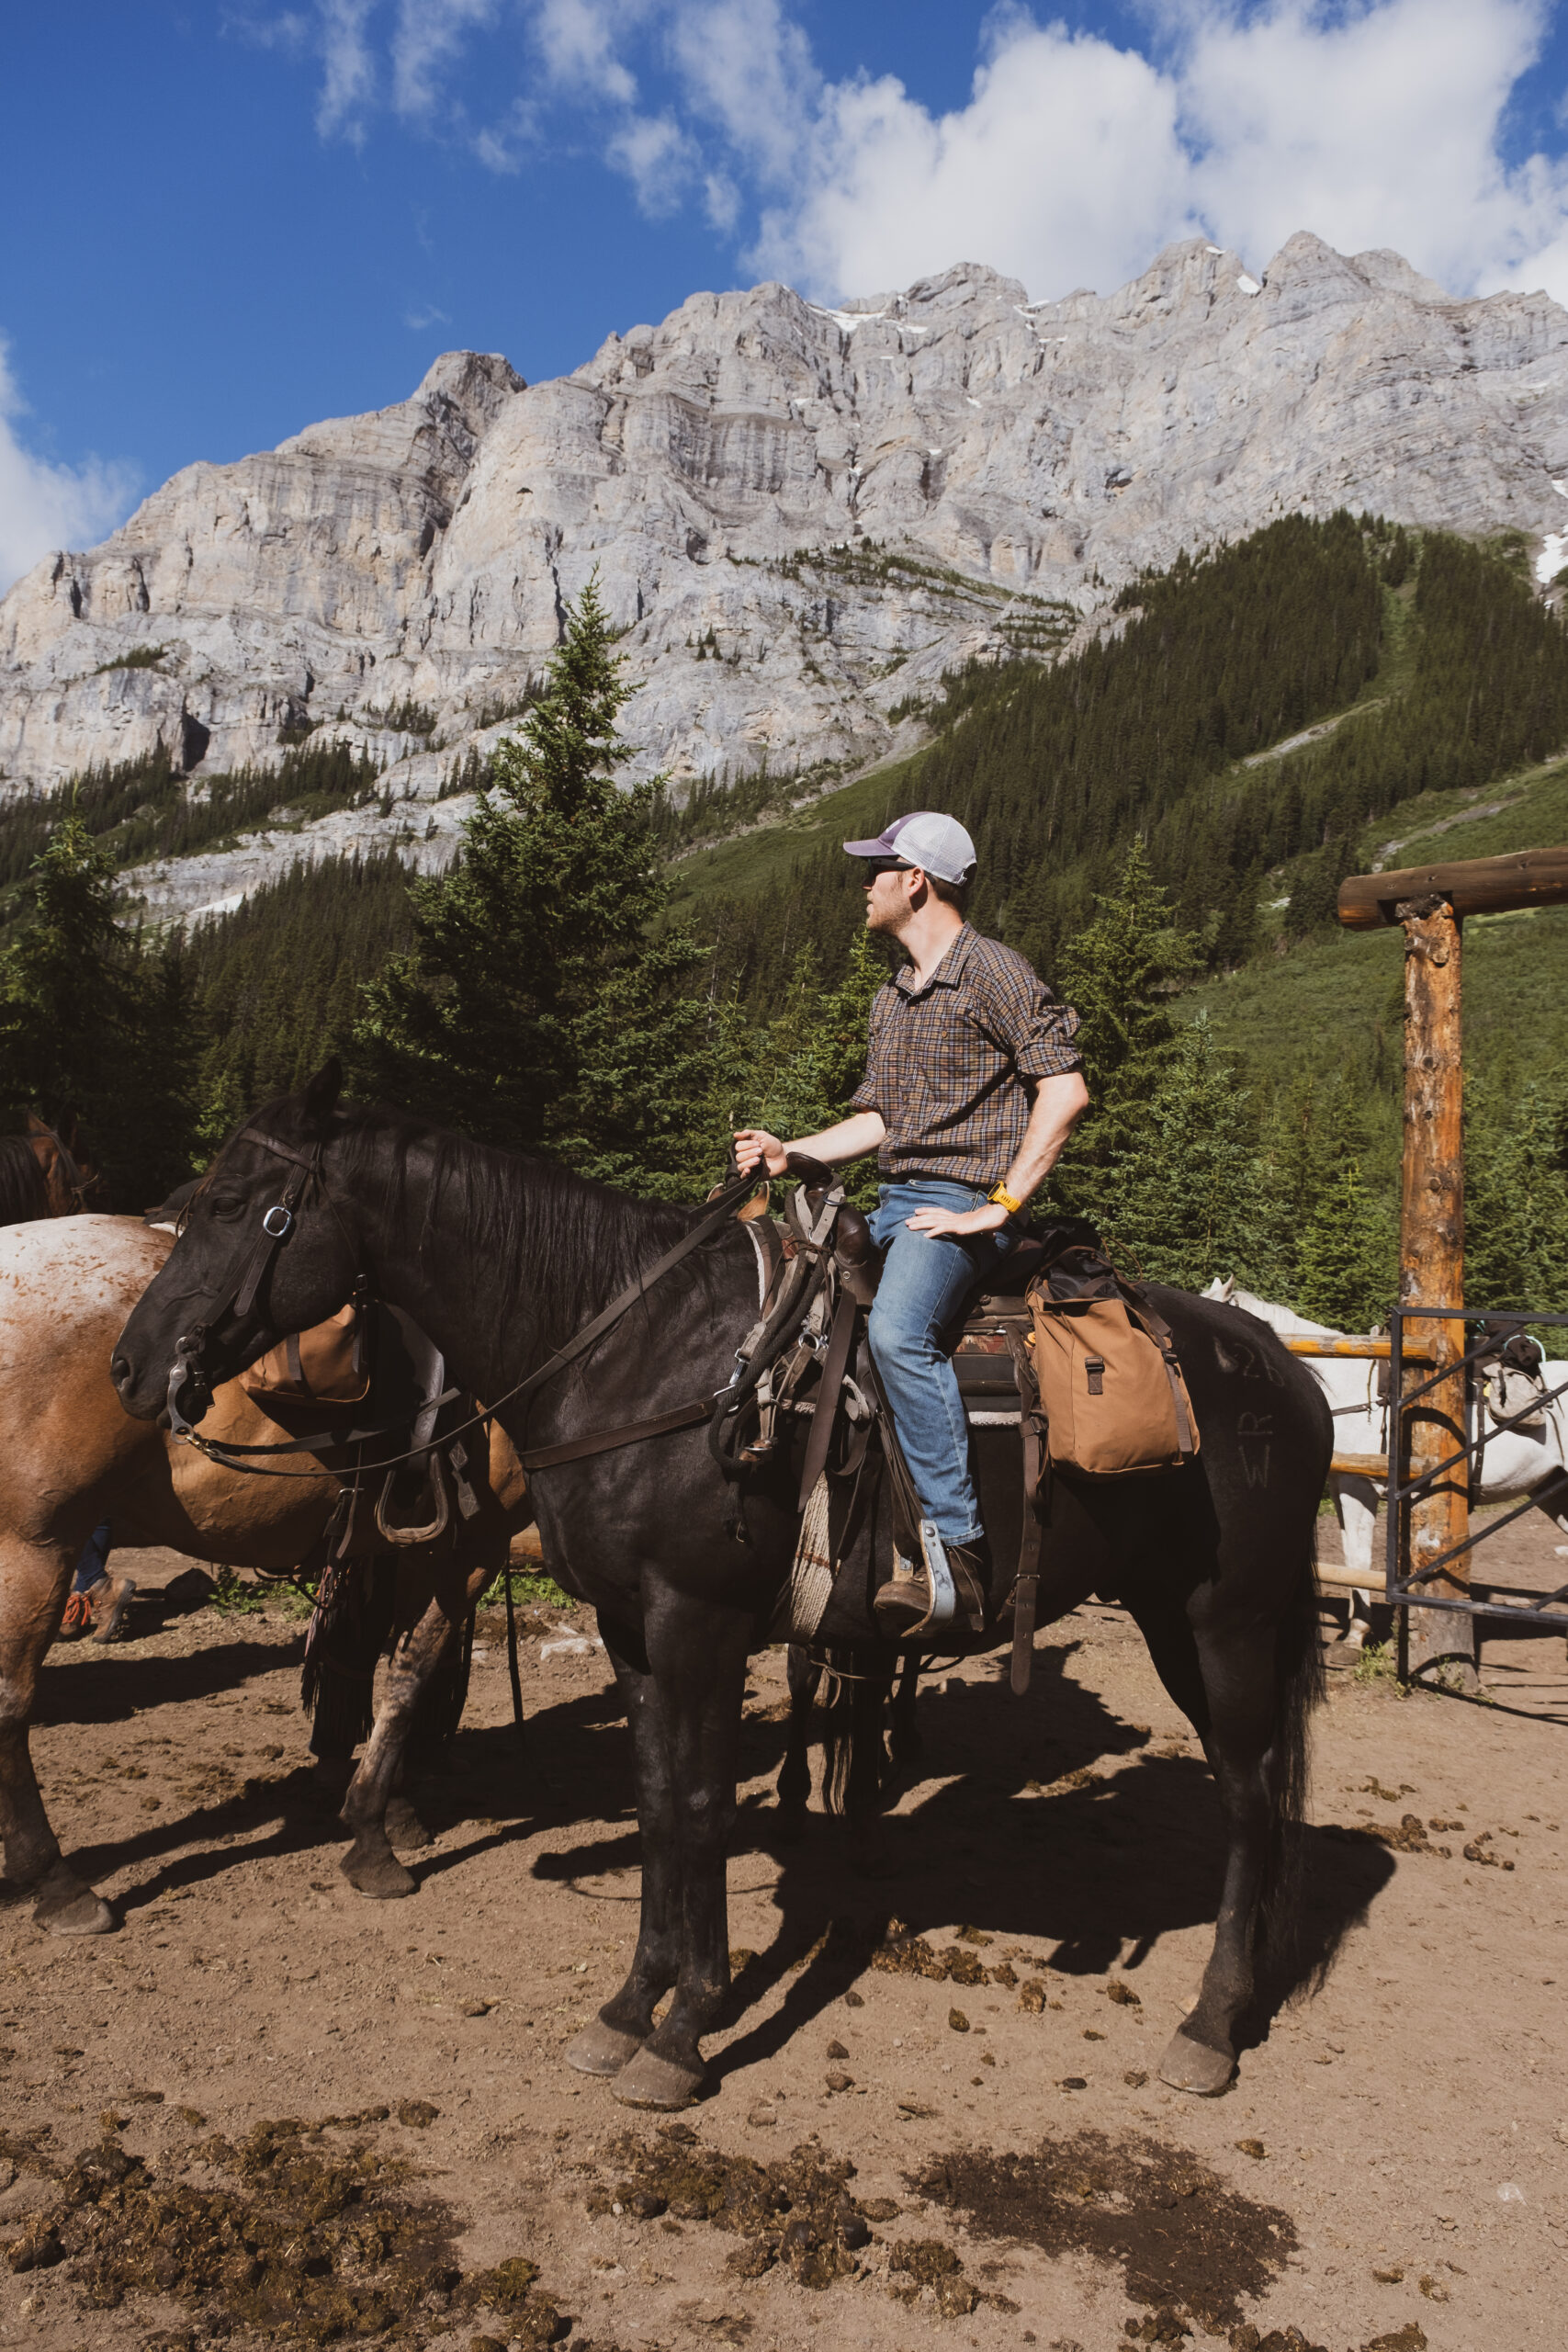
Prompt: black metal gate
<box><xmin>1385</xmin><ymin>1304</ymin><xmax>1568</xmax><ymax>1633</ymax></box>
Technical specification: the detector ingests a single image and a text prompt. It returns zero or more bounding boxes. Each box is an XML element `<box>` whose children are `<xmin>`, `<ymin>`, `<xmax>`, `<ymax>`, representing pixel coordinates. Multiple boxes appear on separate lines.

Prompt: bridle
<box><xmin>164</xmin><ymin>1129</ymin><xmax>351</xmax><ymax>1439</ymax></box>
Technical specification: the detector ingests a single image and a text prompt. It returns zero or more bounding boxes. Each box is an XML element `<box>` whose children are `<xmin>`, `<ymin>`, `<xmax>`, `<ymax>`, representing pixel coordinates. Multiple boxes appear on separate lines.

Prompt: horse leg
<box><xmin>1124</xmin><ymin>1595</ymin><xmax>1277</xmax><ymax>2097</ymax></box>
<box><xmin>888</xmin><ymin>1655</ymin><xmax>923</xmax><ymax>1779</ymax></box>
<box><xmin>608</xmin><ymin>1595</ymin><xmax>753</xmax><ymax>2111</ymax></box>
<box><xmin>338</xmin><ymin>1583</ymin><xmax>461</xmax><ymax>1897</ymax></box>
<box><xmin>0</xmin><ymin>1538</ymin><xmax>116</xmax><ymax>1935</ymax></box>
<box><xmin>567</xmin><ymin>1621</ymin><xmax>686</xmax><ymax>2081</ymax></box>
<box><xmin>846</xmin><ymin>1662</ymin><xmax>895</xmax><ymax>1840</ymax></box>
<box><xmin>1333</xmin><ymin>1476</ymin><xmax>1379</xmax><ymax>1648</ymax></box>
<box><xmin>773</xmin><ymin>1643</ymin><xmax>821</xmax><ymax>1839</ymax></box>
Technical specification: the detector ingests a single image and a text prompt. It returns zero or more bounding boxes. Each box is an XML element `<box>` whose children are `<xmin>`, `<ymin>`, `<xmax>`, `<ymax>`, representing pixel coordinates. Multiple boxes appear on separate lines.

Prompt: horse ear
<box><xmin>301</xmin><ymin>1057</ymin><xmax>344</xmax><ymax>1130</ymax></box>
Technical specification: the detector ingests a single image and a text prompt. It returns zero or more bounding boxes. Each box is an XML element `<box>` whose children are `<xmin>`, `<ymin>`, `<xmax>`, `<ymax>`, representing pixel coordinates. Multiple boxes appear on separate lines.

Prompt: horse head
<box><xmin>111</xmin><ymin>1059</ymin><xmax>365</xmax><ymax>1424</ymax></box>
<box><xmin>25</xmin><ymin>1114</ymin><xmax>102</xmax><ymax>1215</ymax></box>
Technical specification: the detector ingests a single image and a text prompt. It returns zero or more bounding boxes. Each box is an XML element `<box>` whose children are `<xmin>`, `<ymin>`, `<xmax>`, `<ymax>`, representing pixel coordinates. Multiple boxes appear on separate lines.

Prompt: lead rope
<box><xmin>503</xmin><ymin>1568</ymin><xmax>527</xmax><ymax>1766</ymax></box>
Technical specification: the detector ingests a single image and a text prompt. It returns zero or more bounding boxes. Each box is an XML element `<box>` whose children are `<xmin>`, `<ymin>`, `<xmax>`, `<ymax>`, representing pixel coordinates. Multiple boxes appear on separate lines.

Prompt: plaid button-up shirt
<box><xmin>850</xmin><ymin>924</ymin><xmax>1082</xmax><ymax>1187</ymax></box>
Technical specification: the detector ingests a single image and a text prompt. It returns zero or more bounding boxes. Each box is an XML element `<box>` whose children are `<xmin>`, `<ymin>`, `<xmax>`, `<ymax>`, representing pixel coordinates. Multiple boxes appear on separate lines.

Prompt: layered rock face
<box><xmin>6</xmin><ymin>231</ymin><xmax>1568</xmax><ymax>918</ymax></box>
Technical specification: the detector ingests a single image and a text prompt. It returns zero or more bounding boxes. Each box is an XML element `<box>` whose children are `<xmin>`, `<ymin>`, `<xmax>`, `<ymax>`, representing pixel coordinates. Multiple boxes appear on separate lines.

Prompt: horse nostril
<box><xmin>111</xmin><ymin>1354</ymin><xmax>130</xmax><ymax>1384</ymax></box>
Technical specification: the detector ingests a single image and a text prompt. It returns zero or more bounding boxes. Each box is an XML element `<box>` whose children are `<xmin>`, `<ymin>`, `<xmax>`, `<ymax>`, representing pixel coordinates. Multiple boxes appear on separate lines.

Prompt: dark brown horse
<box><xmin>111</xmin><ymin>1066</ymin><xmax>1332</xmax><ymax>2107</ymax></box>
<box><xmin>0</xmin><ymin>1116</ymin><xmax>94</xmax><ymax>1223</ymax></box>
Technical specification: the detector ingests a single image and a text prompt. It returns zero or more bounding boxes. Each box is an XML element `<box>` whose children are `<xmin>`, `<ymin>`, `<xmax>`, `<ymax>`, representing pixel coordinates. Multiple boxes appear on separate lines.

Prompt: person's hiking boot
<box><xmin>89</xmin><ymin>1574</ymin><xmax>138</xmax><ymax>1644</ymax></box>
<box><xmin>874</xmin><ymin>1538</ymin><xmax>989</xmax><ymax>1637</ymax></box>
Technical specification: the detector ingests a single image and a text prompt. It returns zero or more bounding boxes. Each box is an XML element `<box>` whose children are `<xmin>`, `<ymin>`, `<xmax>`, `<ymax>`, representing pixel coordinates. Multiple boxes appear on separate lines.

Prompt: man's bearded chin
<box><xmin>867</xmin><ymin>889</ymin><xmax>913</xmax><ymax>939</ymax></box>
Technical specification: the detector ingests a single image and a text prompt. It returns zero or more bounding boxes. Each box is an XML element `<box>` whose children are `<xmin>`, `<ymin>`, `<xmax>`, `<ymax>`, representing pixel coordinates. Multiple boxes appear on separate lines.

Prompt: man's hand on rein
<box><xmin>903</xmin><ymin>1200</ymin><xmax>1013</xmax><ymax>1239</ymax></box>
<box><xmin>732</xmin><ymin>1128</ymin><xmax>790</xmax><ymax>1179</ymax></box>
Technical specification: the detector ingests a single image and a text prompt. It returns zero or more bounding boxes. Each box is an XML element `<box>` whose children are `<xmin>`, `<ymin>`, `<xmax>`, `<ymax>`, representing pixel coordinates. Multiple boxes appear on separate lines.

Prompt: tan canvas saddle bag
<box><xmin>1026</xmin><ymin>1247</ymin><xmax>1200</xmax><ymax>1476</ymax></box>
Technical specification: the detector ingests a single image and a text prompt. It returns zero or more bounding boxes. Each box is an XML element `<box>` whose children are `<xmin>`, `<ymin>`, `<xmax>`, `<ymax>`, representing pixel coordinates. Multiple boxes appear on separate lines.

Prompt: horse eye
<box><xmin>209</xmin><ymin>1195</ymin><xmax>245</xmax><ymax>1221</ymax></box>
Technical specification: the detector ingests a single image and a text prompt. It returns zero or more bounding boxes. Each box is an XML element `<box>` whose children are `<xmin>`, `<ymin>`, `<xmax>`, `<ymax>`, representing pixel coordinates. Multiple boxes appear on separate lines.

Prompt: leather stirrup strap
<box><xmin>796</xmin><ymin>1286</ymin><xmax>858</xmax><ymax>1512</ymax></box>
<box><xmin>1010</xmin><ymin>1415</ymin><xmax>1044</xmax><ymax>1697</ymax></box>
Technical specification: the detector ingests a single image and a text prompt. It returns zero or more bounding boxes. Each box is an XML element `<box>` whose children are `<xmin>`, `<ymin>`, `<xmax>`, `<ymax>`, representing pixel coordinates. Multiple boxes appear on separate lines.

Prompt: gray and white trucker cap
<box><xmin>841</xmin><ymin>810</ymin><xmax>977</xmax><ymax>885</ymax></box>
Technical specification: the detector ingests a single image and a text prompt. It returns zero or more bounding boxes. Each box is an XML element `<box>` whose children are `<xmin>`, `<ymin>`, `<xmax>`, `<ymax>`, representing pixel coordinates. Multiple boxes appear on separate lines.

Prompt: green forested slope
<box><xmin>2</xmin><ymin>513</ymin><xmax>1563</xmax><ymax>1313</ymax></box>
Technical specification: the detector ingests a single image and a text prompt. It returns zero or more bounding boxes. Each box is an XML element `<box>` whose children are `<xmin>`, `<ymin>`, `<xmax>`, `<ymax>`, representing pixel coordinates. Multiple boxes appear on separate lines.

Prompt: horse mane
<box><xmin>0</xmin><ymin>1135</ymin><xmax>52</xmax><ymax>1226</ymax></box>
<box><xmin>417</xmin><ymin>1125</ymin><xmax>702</xmax><ymax>1351</ymax></box>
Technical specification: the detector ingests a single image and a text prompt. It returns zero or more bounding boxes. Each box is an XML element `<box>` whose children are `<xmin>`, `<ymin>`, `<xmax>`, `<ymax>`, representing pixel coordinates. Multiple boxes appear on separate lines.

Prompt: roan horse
<box><xmin>0</xmin><ymin>1215</ymin><xmax>526</xmax><ymax>1938</ymax></box>
<box><xmin>112</xmin><ymin>1066</ymin><xmax>1333</xmax><ymax>2107</ymax></box>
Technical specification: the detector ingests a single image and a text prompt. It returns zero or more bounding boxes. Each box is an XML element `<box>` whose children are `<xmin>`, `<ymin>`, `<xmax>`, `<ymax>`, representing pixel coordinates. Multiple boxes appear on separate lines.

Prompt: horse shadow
<box><xmin>705</xmin><ymin>1637</ymin><xmax>1395</xmax><ymax>2085</ymax></box>
<box><xmin>35</xmin><ymin>1634</ymin><xmax>303</xmax><ymax>1725</ymax></box>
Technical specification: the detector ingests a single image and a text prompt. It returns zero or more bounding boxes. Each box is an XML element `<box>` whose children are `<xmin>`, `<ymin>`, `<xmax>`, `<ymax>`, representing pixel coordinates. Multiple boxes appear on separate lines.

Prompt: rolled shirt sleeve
<box><xmin>976</xmin><ymin>960</ymin><xmax>1081</xmax><ymax>1080</ymax></box>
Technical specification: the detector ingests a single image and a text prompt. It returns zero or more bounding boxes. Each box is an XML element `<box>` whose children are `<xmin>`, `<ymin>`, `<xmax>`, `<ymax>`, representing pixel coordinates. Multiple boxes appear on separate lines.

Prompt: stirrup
<box><xmin>901</xmin><ymin>1522</ymin><xmax>958</xmax><ymax>1640</ymax></box>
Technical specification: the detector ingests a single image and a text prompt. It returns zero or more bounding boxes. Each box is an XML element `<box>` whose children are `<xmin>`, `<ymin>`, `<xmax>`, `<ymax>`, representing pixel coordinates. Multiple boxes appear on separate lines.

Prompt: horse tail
<box><xmin>1259</xmin><ymin>1521</ymin><xmax>1327</xmax><ymax>1970</ymax></box>
<box><xmin>301</xmin><ymin>1559</ymin><xmax>395</xmax><ymax>1756</ymax></box>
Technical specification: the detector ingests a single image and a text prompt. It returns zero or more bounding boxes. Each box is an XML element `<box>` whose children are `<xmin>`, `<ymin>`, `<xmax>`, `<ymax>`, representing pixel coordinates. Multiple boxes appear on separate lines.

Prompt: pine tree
<box><xmin>1098</xmin><ymin>1014</ymin><xmax>1272</xmax><ymax>1290</ymax></box>
<box><xmin>678</xmin><ymin>931</ymin><xmax>888</xmax><ymax>1204</ymax></box>
<box><xmin>1466</xmin><ymin>1080</ymin><xmax>1568</xmax><ymax>1351</ymax></box>
<box><xmin>1292</xmin><ymin>1158</ymin><xmax>1397</xmax><ymax>1330</ymax></box>
<box><xmin>350</xmin><ymin>577</ymin><xmax>711</xmax><ymax>1195</ymax></box>
<box><xmin>1049</xmin><ymin>841</ymin><xmax>1201</xmax><ymax>1214</ymax></box>
<box><xmin>0</xmin><ymin>812</ymin><xmax>199</xmax><ymax>1205</ymax></box>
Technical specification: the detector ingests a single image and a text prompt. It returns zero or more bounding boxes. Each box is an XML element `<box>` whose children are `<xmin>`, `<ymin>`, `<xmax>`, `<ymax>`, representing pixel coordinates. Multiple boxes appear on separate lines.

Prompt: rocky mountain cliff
<box><xmin>6</xmin><ymin>230</ymin><xmax>1568</xmax><ymax>922</ymax></box>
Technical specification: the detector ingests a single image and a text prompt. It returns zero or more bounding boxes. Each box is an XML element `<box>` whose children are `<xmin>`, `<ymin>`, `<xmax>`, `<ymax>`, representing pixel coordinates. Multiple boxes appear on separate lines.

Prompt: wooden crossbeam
<box><xmin>1284</xmin><ymin>1336</ymin><xmax>1435</xmax><ymax>1363</ymax></box>
<box><xmin>1337</xmin><ymin>844</ymin><xmax>1568</xmax><ymax>930</ymax></box>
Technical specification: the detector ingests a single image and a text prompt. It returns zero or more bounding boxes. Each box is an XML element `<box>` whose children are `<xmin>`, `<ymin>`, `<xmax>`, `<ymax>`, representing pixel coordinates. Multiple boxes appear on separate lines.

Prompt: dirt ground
<box><xmin>2</xmin><ymin>1511</ymin><xmax>1564</xmax><ymax>2352</ymax></box>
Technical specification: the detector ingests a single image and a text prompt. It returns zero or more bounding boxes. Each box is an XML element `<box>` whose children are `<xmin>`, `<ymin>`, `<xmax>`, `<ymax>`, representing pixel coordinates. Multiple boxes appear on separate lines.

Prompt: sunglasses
<box><xmin>860</xmin><ymin>857</ymin><xmax>916</xmax><ymax>876</ymax></box>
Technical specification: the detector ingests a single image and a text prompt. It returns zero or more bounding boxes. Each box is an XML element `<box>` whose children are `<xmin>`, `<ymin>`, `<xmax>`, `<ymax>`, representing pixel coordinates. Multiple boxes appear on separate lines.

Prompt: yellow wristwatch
<box><xmin>988</xmin><ymin>1182</ymin><xmax>1024</xmax><ymax>1217</ymax></box>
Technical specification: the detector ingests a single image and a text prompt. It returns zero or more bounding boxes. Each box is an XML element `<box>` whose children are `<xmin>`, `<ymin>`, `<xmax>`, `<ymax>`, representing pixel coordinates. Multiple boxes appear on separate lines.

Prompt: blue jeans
<box><xmin>866</xmin><ymin>1180</ymin><xmax>1014</xmax><ymax>1546</ymax></box>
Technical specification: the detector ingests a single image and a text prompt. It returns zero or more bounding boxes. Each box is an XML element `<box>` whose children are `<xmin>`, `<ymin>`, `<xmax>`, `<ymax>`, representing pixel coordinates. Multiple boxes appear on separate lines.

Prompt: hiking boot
<box><xmin>90</xmin><ymin>1575</ymin><xmax>138</xmax><ymax>1644</ymax></box>
<box><xmin>874</xmin><ymin>1539</ymin><xmax>990</xmax><ymax>1637</ymax></box>
<box><xmin>873</xmin><ymin>1564</ymin><xmax>930</xmax><ymax>1634</ymax></box>
<box><xmin>944</xmin><ymin>1542</ymin><xmax>990</xmax><ymax>1627</ymax></box>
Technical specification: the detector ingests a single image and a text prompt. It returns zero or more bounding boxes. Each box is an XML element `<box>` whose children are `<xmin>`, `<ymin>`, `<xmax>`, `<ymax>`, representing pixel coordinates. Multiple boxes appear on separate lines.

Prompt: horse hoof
<box><xmin>340</xmin><ymin>1845</ymin><xmax>417</xmax><ymax>1899</ymax></box>
<box><xmin>34</xmin><ymin>1863</ymin><xmax>116</xmax><ymax>1938</ymax></box>
<box><xmin>384</xmin><ymin>1797</ymin><xmax>434</xmax><ymax>1851</ymax></box>
<box><xmin>1158</xmin><ymin>2028</ymin><xmax>1235</xmax><ymax>2097</ymax></box>
<box><xmin>610</xmin><ymin>2045</ymin><xmax>705</xmax><ymax>2109</ymax></box>
<box><xmin>566</xmin><ymin>2016</ymin><xmax>648</xmax><ymax>2076</ymax></box>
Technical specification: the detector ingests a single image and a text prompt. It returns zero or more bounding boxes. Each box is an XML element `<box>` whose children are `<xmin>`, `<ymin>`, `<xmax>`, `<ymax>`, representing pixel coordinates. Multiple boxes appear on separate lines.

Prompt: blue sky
<box><xmin>6</xmin><ymin>1</ymin><xmax>1568</xmax><ymax>587</ymax></box>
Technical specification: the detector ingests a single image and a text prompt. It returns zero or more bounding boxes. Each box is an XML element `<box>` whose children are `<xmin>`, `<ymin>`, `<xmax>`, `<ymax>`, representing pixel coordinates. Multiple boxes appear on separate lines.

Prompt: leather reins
<box><xmin>168</xmin><ymin>1137</ymin><xmax>764</xmax><ymax>1480</ymax></box>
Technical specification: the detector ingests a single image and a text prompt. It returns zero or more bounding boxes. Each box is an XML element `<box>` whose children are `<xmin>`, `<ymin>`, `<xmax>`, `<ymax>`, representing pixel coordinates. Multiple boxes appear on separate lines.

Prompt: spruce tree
<box><xmin>0</xmin><ymin>812</ymin><xmax>199</xmax><ymax>1206</ymax></box>
<box><xmin>1292</xmin><ymin>1157</ymin><xmax>1397</xmax><ymax>1330</ymax></box>
<box><xmin>1098</xmin><ymin>1014</ymin><xmax>1271</xmax><ymax>1290</ymax></box>
<box><xmin>1466</xmin><ymin>1080</ymin><xmax>1568</xmax><ymax>1350</ymax></box>
<box><xmin>350</xmin><ymin>577</ymin><xmax>711</xmax><ymax>1195</ymax></box>
<box><xmin>1050</xmin><ymin>840</ymin><xmax>1201</xmax><ymax>1214</ymax></box>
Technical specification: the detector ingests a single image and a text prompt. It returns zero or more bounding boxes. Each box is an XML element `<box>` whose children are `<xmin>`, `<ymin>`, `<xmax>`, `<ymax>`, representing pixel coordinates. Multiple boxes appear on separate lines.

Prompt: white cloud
<box><xmin>1179</xmin><ymin>0</ymin><xmax>1564</xmax><ymax>295</ymax></box>
<box><xmin>285</xmin><ymin>0</ymin><xmax>1568</xmax><ymax>311</ymax></box>
<box><xmin>531</xmin><ymin>0</ymin><xmax>640</xmax><ymax>106</ymax></box>
<box><xmin>403</xmin><ymin>302</ymin><xmax>452</xmax><ymax>328</ymax></box>
<box><xmin>0</xmin><ymin>340</ymin><xmax>138</xmax><ymax>595</ymax></box>
<box><xmin>315</xmin><ymin>0</ymin><xmax>378</xmax><ymax>141</ymax></box>
<box><xmin>751</xmin><ymin>17</ymin><xmax>1197</xmax><ymax>300</ymax></box>
<box><xmin>392</xmin><ymin>0</ymin><xmax>500</xmax><ymax>119</ymax></box>
<box><xmin>606</xmin><ymin>110</ymin><xmax>698</xmax><ymax>215</ymax></box>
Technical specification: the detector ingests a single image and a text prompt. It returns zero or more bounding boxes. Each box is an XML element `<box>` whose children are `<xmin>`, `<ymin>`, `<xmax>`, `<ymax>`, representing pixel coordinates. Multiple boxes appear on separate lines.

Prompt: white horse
<box><xmin>1203</xmin><ymin>1279</ymin><xmax>1568</xmax><ymax>1644</ymax></box>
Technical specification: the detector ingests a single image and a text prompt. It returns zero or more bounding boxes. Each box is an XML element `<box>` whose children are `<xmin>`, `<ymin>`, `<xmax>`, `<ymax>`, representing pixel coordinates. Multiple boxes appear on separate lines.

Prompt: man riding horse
<box><xmin>735</xmin><ymin>810</ymin><xmax>1089</xmax><ymax>1632</ymax></box>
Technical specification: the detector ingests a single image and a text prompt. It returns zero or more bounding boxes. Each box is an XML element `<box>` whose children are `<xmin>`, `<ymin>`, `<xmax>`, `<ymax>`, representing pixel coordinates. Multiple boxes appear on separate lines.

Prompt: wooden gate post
<box><xmin>1339</xmin><ymin>846</ymin><xmax>1568</xmax><ymax>1687</ymax></box>
<box><xmin>1395</xmin><ymin>896</ymin><xmax>1472</xmax><ymax>1685</ymax></box>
